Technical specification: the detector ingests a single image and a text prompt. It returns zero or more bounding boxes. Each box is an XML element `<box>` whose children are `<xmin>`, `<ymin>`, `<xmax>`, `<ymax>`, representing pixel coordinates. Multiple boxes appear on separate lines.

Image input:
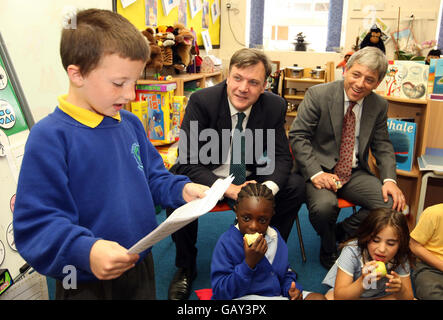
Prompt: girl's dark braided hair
<box><xmin>235</xmin><ymin>183</ymin><xmax>275</xmax><ymax>209</ymax></box>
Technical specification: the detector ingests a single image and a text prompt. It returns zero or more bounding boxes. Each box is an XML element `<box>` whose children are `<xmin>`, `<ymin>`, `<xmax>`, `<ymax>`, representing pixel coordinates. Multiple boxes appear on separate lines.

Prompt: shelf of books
<box><xmin>373</xmin><ymin>58</ymin><xmax>443</xmax><ymax>227</ymax></box>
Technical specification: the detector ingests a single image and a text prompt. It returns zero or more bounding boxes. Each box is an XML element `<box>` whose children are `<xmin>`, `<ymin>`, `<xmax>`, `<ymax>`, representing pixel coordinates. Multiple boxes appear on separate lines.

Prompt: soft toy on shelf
<box><xmin>360</xmin><ymin>25</ymin><xmax>386</xmax><ymax>53</ymax></box>
<box><xmin>171</xmin><ymin>23</ymin><xmax>195</xmax><ymax>72</ymax></box>
<box><xmin>141</xmin><ymin>27</ymin><xmax>163</xmax><ymax>77</ymax></box>
<box><xmin>155</xmin><ymin>26</ymin><xmax>175</xmax><ymax>67</ymax></box>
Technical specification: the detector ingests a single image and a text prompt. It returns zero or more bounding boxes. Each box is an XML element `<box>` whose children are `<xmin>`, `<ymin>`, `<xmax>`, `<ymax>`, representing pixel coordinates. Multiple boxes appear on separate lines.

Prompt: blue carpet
<box><xmin>152</xmin><ymin>204</ymin><xmax>355</xmax><ymax>300</ymax></box>
<box><xmin>45</xmin><ymin>204</ymin><xmax>355</xmax><ymax>300</ymax></box>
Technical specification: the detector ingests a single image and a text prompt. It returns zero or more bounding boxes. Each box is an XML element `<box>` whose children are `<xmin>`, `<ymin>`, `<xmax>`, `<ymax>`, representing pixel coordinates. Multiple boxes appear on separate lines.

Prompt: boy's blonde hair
<box><xmin>60</xmin><ymin>8</ymin><xmax>150</xmax><ymax>76</ymax></box>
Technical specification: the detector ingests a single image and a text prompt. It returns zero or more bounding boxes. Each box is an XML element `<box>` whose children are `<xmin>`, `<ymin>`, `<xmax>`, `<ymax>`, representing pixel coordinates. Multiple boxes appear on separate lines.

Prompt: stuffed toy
<box><xmin>171</xmin><ymin>23</ymin><xmax>195</xmax><ymax>72</ymax></box>
<box><xmin>360</xmin><ymin>25</ymin><xmax>385</xmax><ymax>53</ymax></box>
<box><xmin>186</xmin><ymin>27</ymin><xmax>202</xmax><ymax>73</ymax></box>
<box><xmin>141</xmin><ymin>27</ymin><xmax>163</xmax><ymax>73</ymax></box>
<box><xmin>155</xmin><ymin>26</ymin><xmax>175</xmax><ymax>66</ymax></box>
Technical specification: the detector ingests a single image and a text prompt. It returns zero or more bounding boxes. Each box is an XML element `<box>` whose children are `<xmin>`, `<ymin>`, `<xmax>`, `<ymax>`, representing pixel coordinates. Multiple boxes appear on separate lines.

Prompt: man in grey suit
<box><xmin>289</xmin><ymin>47</ymin><xmax>406</xmax><ymax>269</ymax></box>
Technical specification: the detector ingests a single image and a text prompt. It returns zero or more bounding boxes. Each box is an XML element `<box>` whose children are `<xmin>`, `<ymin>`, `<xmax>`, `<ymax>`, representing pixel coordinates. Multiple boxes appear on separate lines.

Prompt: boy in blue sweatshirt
<box><xmin>13</xmin><ymin>8</ymin><xmax>208</xmax><ymax>300</ymax></box>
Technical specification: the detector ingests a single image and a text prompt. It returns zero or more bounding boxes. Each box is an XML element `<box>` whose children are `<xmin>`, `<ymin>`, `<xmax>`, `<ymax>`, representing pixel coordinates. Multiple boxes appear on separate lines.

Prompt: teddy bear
<box><xmin>171</xmin><ymin>23</ymin><xmax>195</xmax><ymax>72</ymax></box>
<box><xmin>141</xmin><ymin>27</ymin><xmax>163</xmax><ymax>74</ymax></box>
<box><xmin>155</xmin><ymin>26</ymin><xmax>175</xmax><ymax>67</ymax></box>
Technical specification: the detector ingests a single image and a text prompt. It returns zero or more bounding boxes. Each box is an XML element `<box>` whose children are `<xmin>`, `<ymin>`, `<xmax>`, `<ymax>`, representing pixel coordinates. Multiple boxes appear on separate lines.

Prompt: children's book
<box><xmin>428</xmin><ymin>58</ymin><xmax>437</xmax><ymax>95</ymax></box>
<box><xmin>418</xmin><ymin>148</ymin><xmax>443</xmax><ymax>171</ymax></box>
<box><xmin>384</xmin><ymin>61</ymin><xmax>428</xmax><ymax>99</ymax></box>
<box><xmin>431</xmin><ymin>59</ymin><xmax>443</xmax><ymax>94</ymax></box>
<box><xmin>387</xmin><ymin>118</ymin><xmax>417</xmax><ymax>171</ymax></box>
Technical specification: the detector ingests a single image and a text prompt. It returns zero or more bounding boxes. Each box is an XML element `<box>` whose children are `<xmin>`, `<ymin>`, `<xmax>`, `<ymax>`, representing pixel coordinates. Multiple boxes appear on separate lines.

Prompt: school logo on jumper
<box><xmin>131</xmin><ymin>143</ymin><xmax>144</xmax><ymax>171</ymax></box>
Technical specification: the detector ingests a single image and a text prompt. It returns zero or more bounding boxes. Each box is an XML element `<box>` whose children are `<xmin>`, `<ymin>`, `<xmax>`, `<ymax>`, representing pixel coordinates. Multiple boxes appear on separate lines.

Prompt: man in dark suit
<box><xmin>166</xmin><ymin>48</ymin><xmax>305</xmax><ymax>300</ymax></box>
<box><xmin>289</xmin><ymin>47</ymin><xmax>406</xmax><ymax>270</ymax></box>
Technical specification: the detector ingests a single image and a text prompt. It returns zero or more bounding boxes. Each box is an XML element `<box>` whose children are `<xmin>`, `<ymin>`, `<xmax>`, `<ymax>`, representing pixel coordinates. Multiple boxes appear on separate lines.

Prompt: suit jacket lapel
<box><xmin>246</xmin><ymin>98</ymin><xmax>264</xmax><ymax>131</ymax></box>
<box><xmin>329</xmin><ymin>81</ymin><xmax>345</xmax><ymax>145</ymax></box>
<box><xmin>217</xmin><ymin>89</ymin><xmax>232</xmax><ymax>131</ymax></box>
<box><xmin>359</xmin><ymin>94</ymin><xmax>377</xmax><ymax>154</ymax></box>
<box><xmin>216</xmin><ymin>89</ymin><xmax>232</xmax><ymax>164</ymax></box>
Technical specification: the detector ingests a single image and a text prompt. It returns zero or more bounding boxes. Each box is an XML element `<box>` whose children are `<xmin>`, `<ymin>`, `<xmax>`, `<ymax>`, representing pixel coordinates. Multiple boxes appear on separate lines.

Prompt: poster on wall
<box><xmin>178</xmin><ymin>0</ymin><xmax>187</xmax><ymax>26</ymax></box>
<box><xmin>162</xmin><ymin>0</ymin><xmax>179</xmax><ymax>16</ymax></box>
<box><xmin>189</xmin><ymin>0</ymin><xmax>202</xmax><ymax>19</ymax></box>
<box><xmin>145</xmin><ymin>0</ymin><xmax>158</xmax><ymax>26</ymax></box>
<box><xmin>211</xmin><ymin>0</ymin><xmax>220</xmax><ymax>23</ymax></box>
<box><xmin>202</xmin><ymin>1</ymin><xmax>210</xmax><ymax>29</ymax></box>
<box><xmin>201</xmin><ymin>29</ymin><xmax>212</xmax><ymax>53</ymax></box>
<box><xmin>120</xmin><ymin>0</ymin><xmax>136</xmax><ymax>8</ymax></box>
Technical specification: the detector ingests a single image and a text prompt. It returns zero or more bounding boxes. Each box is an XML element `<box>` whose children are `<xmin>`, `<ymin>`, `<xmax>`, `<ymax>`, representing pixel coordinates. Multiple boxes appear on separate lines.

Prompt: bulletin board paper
<box><xmin>0</xmin><ymin>32</ymin><xmax>46</xmax><ymax>299</ymax></box>
<box><xmin>116</xmin><ymin>0</ymin><xmax>220</xmax><ymax>47</ymax></box>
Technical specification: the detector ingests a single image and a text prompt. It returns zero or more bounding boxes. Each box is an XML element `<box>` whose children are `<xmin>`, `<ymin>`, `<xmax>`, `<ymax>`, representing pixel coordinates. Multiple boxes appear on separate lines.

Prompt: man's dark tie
<box><xmin>230</xmin><ymin>112</ymin><xmax>246</xmax><ymax>185</ymax></box>
<box><xmin>334</xmin><ymin>101</ymin><xmax>356</xmax><ymax>185</ymax></box>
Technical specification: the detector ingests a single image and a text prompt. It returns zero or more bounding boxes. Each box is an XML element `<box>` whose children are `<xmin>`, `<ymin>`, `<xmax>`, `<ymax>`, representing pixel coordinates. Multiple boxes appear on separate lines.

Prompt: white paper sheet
<box><xmin>128</xmin><ymin>175</ymin><xmax>234</xmax><ymax>254</ymax></box>
<box><xmin>120</xmin><ymin>0</ymin><xmax>136</xmax><ymax>9</ymax></box>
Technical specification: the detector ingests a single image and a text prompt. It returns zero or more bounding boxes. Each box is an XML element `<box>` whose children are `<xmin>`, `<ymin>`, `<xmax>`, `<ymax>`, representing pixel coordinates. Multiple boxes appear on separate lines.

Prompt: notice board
<box><xmin>0</xmin><ymin>31</ymin><xmax>33</xmax><ymax>275</ymax></box>
<box><xmin>114</xmin><ymin>0</ymin><xmax>220</xmax><ymax>48</ymax></box>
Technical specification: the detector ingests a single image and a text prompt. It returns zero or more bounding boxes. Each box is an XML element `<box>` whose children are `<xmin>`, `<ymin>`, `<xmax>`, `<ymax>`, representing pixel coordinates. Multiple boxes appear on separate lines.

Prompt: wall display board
<box><xmin>0</xmin><ymin>32</ymin><xmax>47</xmax><ymax>299</ymax></box>
<box><xmin>114</xmin><ymin>0</ymin><xmax>220</xmax><ymax>48</ymax></box>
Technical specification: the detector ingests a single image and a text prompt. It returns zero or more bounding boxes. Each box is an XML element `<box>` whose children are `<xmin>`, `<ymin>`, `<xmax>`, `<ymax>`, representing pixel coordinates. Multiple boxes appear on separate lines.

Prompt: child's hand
<box><xmin>89</xmin><ymin>239</ymin><xmax>139</xmax><ymax>280</ymax></box>
<box><xmin>289</xmin><ymin>281</ymin><xmax>303</xmax><ymax>300</ymax></box>
<box><xmin>361</xmin><ymin>261</ymin><xmax>383</xmax><ymax>289</ymax></box>
<box><xmin>385</xmin><ymin>271</ymin><xmax>402</xmax><ymax>293</ymax></box>
<box><xmin>243</xmin><ymin>234</ymin><xmax>267</xmax><ymax>269</ymax></box>
<box><xmin>182</xmin><ymin>183</ymin><xmax>209</xmax><ymax>202</ymax></box>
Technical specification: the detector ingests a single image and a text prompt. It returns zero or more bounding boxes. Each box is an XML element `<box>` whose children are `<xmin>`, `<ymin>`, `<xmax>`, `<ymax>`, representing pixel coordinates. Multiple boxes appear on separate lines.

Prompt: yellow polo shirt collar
<box><xmin>57</xmin><ymin>94</ymin><xmax>121</xmax><ymax>128</ymax></box>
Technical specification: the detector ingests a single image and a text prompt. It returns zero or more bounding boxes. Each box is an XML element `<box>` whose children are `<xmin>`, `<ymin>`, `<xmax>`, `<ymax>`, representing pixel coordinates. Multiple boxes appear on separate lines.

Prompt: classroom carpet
<box><xmin>152</xmin><ymin>203</ymin><xmax>354</xmax><ymax>300</ymax></box>
<box><xmin>46</xmin><ymin>204</ymin><xmax>355</xmax><ymax>300</ymax></box>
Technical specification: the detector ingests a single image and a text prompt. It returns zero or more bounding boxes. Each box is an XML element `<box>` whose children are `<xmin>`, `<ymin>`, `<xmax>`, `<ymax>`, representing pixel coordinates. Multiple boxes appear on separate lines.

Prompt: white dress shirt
<box><xmin>212</xmin><ymin>97</ymin><xmax>280</xmax><ymax>195</ymax></box>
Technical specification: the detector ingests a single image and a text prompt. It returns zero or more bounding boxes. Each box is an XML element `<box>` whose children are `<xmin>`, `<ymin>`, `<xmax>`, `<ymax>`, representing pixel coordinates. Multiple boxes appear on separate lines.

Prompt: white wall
<box><xmin>0</xmin><ymin>0</ymin><xmax>112</xmax><ymax>122</ymax></box>
<box><xmin>342</xmin><ymin>0</ymin><xmax>441</xmax><ymax>61</ymax></box>
<box><xmin>2</xmin><ymin>0</ymin><xmax>441</xmax><ymax>122</ymax></box>
<box><xmin>217</xmin><ymin>0</ymin><xmax>341</xmax><ymax>71</ymax></box>
<box><xmin>218</xmin><ymin>0</ymin><xmax>442</xmax><ymax>71</ymax></box>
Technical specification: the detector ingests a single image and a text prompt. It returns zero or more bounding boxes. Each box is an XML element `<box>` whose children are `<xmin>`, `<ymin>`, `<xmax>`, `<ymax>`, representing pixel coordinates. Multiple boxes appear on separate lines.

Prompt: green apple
<box><xmin>375</xmin><ymin>261</ymin><xmax>387</xmax><ymax>277</ymax></box>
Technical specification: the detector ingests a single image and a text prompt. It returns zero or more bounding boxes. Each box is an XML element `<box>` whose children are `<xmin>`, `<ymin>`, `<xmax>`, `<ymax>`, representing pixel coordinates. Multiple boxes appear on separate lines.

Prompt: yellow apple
<box><xmin>244</xmin><ymin>232</ymin><xmax>260</xmax><ymax>246</ymax></box>
<box><xmin>375</xmin><ymin>261</ymin><xmax>387</xmax><ymax>277</ymax></box>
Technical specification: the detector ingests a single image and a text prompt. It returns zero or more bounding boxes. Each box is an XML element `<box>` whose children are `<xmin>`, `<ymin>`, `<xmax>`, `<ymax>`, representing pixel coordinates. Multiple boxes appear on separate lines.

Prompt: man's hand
<box><xmin>311</xmin><ymin>172</ymin><xmax>340</xmax><ymax>192</ymax></box>
<box><xmin>182</xmin><ymin>183</ymin><xmax>209</xmax><ymax>202</ymax></box>
<box><xmin>89</xmin><ymin>239</ymin><xmax>139</xmax><ymax>280</ymax></box>
<box><xmin>382</xmin><ymin>181</ymin><xmax>405</xmax><ymax>212</ymax></box>
<box><xmin>224</xmin><ymin>180</ymin><xmax>257</xmax><ymax>200</ymax></box>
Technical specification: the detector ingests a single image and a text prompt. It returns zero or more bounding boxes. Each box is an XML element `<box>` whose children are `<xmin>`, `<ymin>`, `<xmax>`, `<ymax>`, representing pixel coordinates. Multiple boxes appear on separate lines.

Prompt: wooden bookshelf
<box><xmin>370</xmin><ymin>95</ymin><xmax>443</xmax><ymax>228</ymax></box>
<box><xmin>281</xmin><ymin>62</ymin><xmax>334</xmax><ymax>133</ymax></box>
<box><xmin>137</xmin><ymin>71</ymin><xmax>223</xmax><ymax>96</ymax></box>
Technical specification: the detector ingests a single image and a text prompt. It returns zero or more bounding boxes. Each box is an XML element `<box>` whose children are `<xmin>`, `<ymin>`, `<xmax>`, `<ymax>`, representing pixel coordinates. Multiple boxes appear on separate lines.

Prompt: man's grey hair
<box><xmin>346</xmin><ymin>47</ymin><xmax>388</xmax><ymax>82</ymax></box>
